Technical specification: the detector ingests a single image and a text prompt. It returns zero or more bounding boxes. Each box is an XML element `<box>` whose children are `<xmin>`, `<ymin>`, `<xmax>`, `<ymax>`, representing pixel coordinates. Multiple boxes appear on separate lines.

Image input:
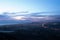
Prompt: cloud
<box><xmin>22</xmin><ymin>12</ymin><xmax>60</xmax><ymax>22</ymax></box>
<box><xmin>0</xmin><ymin>14</ymin><xmax>15</xmax><ymax>20</ymax></box>
<box><xmin>0</xmin><ymin>12</ymin><xmax>60</xmax><ymax>22</ymax></box>
<box><xmin>28</xmin><ymin>12</ymin><xmax>60</xmax><ymax>17</ymax></box>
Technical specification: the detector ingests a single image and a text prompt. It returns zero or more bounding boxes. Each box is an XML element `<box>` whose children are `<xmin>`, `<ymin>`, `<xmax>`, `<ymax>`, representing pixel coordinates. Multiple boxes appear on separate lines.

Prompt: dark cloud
<box><xmin>0</xmin><ymin>12</ymin><xmax>60</xmax><ymax>22</ymax></box>
<box><xmin>29</xmin><ymin>12</ymin><xmax>60</xmax><ymax>17</ymax></box>
<box><xmin>0</xmin><ymin>14</ymin><xmax>13</xmax><ymax>20</ymax></box>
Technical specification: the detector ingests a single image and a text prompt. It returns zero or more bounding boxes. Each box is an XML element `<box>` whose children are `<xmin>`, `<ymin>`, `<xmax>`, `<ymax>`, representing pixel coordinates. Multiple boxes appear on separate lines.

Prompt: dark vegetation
<box><xmin>0</xmin><ymin>22</ymin><xmax>60</xmax><ymax>40</ymax></box>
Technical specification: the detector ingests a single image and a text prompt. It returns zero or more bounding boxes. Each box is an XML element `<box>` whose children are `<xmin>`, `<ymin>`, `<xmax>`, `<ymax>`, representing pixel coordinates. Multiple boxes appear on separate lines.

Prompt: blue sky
<box><xmin>0</xmin><ymin>0</ymin><xmax>60</xmax><ymax>13</ymax></box>
<box><xmin>0</xmin><ymin>0</ymin><xmax>60</xmax><ymax>22</ymax></box>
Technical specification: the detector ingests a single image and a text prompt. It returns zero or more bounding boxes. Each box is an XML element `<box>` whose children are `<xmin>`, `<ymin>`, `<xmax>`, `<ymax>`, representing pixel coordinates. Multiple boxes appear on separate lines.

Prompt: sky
<box><xmin>0</xmin><ymin>0</ymin><xmax>60</xmax><ymax>23</ymax></box>
<box><xmin>0</xmin><ymin>0</ymin><xmax>60</xmax><ymax>13</ymax></box>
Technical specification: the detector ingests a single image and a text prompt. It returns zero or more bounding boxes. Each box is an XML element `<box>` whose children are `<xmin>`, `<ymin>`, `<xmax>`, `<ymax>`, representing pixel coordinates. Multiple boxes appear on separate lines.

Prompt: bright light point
<box><xmin>12</xmin><ymin>16</ymin><xmax>26</xmax><ymax>20</ymax></box>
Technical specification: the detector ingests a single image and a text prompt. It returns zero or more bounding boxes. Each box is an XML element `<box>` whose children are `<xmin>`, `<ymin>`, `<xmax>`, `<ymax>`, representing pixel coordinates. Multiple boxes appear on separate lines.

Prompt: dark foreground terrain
<box><xmin>0</xmin><ymin>22</ymin><xmax>60</xmax><ymax>40</ymax></box>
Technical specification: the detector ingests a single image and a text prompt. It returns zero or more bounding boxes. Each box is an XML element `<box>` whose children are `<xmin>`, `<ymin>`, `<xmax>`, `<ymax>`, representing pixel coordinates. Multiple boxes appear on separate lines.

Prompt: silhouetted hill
<box><xmin>0</xmin><ymin>22</ymin><xmax>60</xmax><ymax>40</ymax></box>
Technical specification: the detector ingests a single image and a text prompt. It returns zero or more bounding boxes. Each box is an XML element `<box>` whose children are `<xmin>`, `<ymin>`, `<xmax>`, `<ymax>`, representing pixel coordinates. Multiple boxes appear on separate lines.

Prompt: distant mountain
<box><xmin>0</xmin><ymin>20</ymin><xmax>32</xmax><ymax>25</ymax></box>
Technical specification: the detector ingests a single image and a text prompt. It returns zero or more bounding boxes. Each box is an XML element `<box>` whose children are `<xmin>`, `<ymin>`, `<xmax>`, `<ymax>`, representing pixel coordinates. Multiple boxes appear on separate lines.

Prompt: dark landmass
<box><xmin>0</xmin><ymin>22</ymin><xmax>60</xmax><ymax>40</ymax></box>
